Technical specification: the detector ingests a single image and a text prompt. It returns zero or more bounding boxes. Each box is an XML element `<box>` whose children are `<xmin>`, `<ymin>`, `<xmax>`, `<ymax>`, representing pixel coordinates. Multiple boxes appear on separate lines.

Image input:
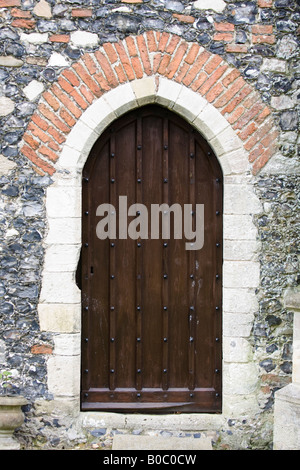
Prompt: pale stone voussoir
<box><xmin>38</xmin><ymin>303</ymin><xmax>81</xmax><ymax>333</ymax></box>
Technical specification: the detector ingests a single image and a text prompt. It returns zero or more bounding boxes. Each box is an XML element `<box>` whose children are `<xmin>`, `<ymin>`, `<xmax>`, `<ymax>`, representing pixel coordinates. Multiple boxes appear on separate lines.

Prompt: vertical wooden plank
<box><xmin>162</xmin><ymin>117</ymin><xmax>169</xmax><ymax>391</ymax></box>
<box><xmin>188</xmin><ymin>131</ymin><xmax>196</xmax><ymax>393</ymax></box>
<box><xmin>109</xmin><ymin>133</ymin><xmax>116</xmax><ymax>390</ymax></box>
<box><xmin>135</xmin><ymin>116</ymin><xmax>143</xmax><ymax>392</ymax></box>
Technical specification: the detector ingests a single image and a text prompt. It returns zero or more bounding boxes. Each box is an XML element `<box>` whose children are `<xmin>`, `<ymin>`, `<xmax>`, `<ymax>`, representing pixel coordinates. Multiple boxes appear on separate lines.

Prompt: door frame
<box><xmin>39</xmin><ymin>77</ymin><xmax>261</xmax><ymax>427</ymax></box>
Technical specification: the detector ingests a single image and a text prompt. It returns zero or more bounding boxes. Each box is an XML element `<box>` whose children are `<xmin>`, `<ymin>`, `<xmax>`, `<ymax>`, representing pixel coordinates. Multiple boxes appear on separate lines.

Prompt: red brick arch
<box><xmin>21</xmin><ymin>31</ymin><xmax>278</xmax><ymax>176</ymax></box>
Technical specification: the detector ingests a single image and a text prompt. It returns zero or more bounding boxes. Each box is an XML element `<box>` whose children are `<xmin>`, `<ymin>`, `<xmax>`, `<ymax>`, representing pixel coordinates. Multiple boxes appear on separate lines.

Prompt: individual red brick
<box><xmin>258</xmin><ymin>0</ymin><xmax>272</xmax><ymax>6</ymax></box>
<box><xmin>252</xmin><ymin>25</ymin><xmax>273</xmax><ymax>34</ymax></box>
<box><xmin>82</xmin><ymin>54</ymin><xmax>98</xmax><ymax>75</ymax></box>
<box><xmin>222</xmin><ymin>69</ymin><xmax>241</xmax><ymax>87</ymax></box>
<box><xmin>39</xmin><ymin>145</ymin><xmax>59</xmax><ymax>162</ymax></box>
<box><xmin>158</xmin><ymin>32</ymin><xmax>170</xmax><ymax>52</ymax></box>
<box><xmin>185</xmin><ymin>43</ymin><xmax>200</xmax><ymax>65</ymax></box>
<box><xmin>146</xmin><ymin>30</ymin><xmax>157</xmax><ymax>53</ymax></box>
<box><xmin>71</xmin><ymin>8</ymin><xmax>92</xmax><ymax>17</ymax></box>
<box><xmin>21</xmin><ymin>145</ymin><xmax>55</xmax><ymax>176</ymax></box>
<box><xmin>136</xmin><ymin>35</ymin><xmax>152</xmax><ymax>76</ymax></box>
<box><xmin>0</xmin><ymin>0</ymin><xmax>20</xmax><ymax>7</ymax></box>
<box><xmin>206</xmin><ymin>82</ymin><xmax>224</xmax><ymax>103</ymax></box>
<box><xmin>31</xmin><ymin>114</ymin><xmax>49</xmax><ymax>131</ymax></box>
<box><xmin>11</xmin><ymin>18</ymin><xmax>35</xmax><ymax>28</ymax></box>
<box><xmin>226</xmin><ymin>44</ymin><xmax>248</xmax><ymax>53</ymax></box>
<box><xmin>214</xmin><ymin>22</ymin><xmax>235</xmax><ymax>32</ymax></box>
<box><xmin>49</xmin><ymin>34</ymin><xmax>70</xmax><ymax>43</ymax></box>
<box><xmin>166</xmin><ymin>42</ymin><xmax>188</xmax><ymax>79</ymax></box>
<box><xmin>11</xmin><ymin>7</ymin><xmax>31</xmax><ymax>17</ymax></box>
<box><xmin>47</xmin><ymin>139</ymin><xmax>60</xmax><ymax>151</ymax></box>
<box><xmin>94</xmin><ymin>51</ymin><xmax>119</xmax><ymax>87</ymax></box>
<box><xmin>103</xmin><ymin>43</ymin><xmax>118</xmax><ymax>64</ymax></box>
<box><xmin>173</xmin><ymin>14</ymin><xmax>195</xmax><ymax>24</ymax></box>
<box><xmin>43</xmin><ymin>91</ymin><xmax>60</xmax><ymax>112</ymax></box>
<box><xmin>157</xmin><ymin>54</ymin><xmax>171</xmax><ymax>75</ymax></box>
<box><xmin>153</xmin><ymin>53</ymin><xmax>162</xmax><ymax>73</ymax></box>
<box><xmin>252</xmin><ymin>34</ymin><xmax>275</xmax><ymax>44</ymax></box>
<box><xmin>256</xmin><ymin>106</ymin><xmax>271</xmax><ymax>124</ymax></box>
<box><xmin>213</xmin><ymin>32</ymin><xmax>234</xmax><ymax>42</ymax></box>
<box><xmin>31</xmin><ymin>344</ymin><xmax>53</xmax><ymax>354</ymax></box>
<box><xmin>125</xmin><ymin>36</ymin><xmax>138</xmax><ymax>56</ymax></box>
<box><xmin>121</xmin><ymin>0</ymin><xmax>143</xmax><ymax>3</ymax></box>
<box><xmin>59</xmin><ymin>108</ymin><xmax>75</xmax><ymax>127</ymax></box>
<box><xmin>114</xmin><ymin>64</ymin><xmax>127</xmax><ymax>84</ymax></box>
<box><xmin>62</xmin><ymin>69</ymin><xmax>80</xmax><ymax>87</ymax></box>
<box><xmin>204</xmin><ymin>54</ymin><xmax>223</xmax><ymax>74</ymax></box>
<box><xmin>131</xmin><ymin>56</ymin><xmax>144</xmax><ymax>79</ymax></box>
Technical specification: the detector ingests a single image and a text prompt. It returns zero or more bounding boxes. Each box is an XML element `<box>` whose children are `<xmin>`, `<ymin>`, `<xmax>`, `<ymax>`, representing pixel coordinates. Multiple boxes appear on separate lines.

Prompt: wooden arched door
<box><xmin>80</xmin><ymin>105</ymin><xmax>223</xmax><ymax>412</ymax></box>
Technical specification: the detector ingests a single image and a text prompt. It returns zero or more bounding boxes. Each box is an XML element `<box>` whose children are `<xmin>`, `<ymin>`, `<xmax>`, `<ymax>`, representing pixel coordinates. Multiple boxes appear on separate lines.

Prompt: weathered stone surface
<box><xmin>0</xmin><ymin>97</ymin><xmax>15</xmax><ymax>116</ymax></box>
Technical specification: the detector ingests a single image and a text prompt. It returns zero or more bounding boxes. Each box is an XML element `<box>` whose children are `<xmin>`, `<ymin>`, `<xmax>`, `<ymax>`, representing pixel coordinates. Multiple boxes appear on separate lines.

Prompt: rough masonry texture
<box><xmin>0</xmin><ymin>0</ymin><xmax>299</xmax><ymax>450</ymax></box>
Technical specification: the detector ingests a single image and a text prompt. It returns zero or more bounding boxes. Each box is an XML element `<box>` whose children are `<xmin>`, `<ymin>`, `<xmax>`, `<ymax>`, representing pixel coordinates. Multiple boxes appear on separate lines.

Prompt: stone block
<box><xmin>193</xmin><ymin>0</ymin><xmax>226</xmax><ymax>13</ymax></box>
<box><xmin>224</xmin><ymin>214</ymin><xmax>258</xmax><ymax>240</ymax></box>
<box><xmin>194</xmin><ymin>103</ymin><xmax>230</xmax><ymax>140</ymax></box>
<box><xmin>223</xmin><ymin>261</ymin><xmax>260</xmax><ymax>288</ymax></box>
<box><xmin>273</xmin><ymin>384</ymin><xmax>300</xmax><ymax>450</ymax></box>
<box><xmin>173</xmin><ymin>85</ymin><xmax>207</xmax><ymax>123</ymax></box>
<box><xmin>223</xmin><ymin>240</ymin><xmax>260</xmax><ymax>261</ymax></box>
<box><xmin>45</xmin><ymin>217</ymin><xmax>81</xmax><ymax>244</ymax></box>
<box><xmin>224</xmin><ymin>184</ymin><xmax>262</xmax><ymax>214</ymax></box>
<box><xmin>223</xmin><ymin>288</ymin><xmax>258</xmax><ymax>313</ymax></box>
<box><xmin>223</xmin><ymin>363</ymin><xmax>259</xmax><ymax>395</ymax></box>
<box><xmin>223</xmin><ymin>337</ymin><xmax>252</xmax><ymax>363</ymax></box>
<box><xmin>80</xmin><ymin>96</ymin><xmax>117</xmax><ymax>136</ymax></box>
<box><xmin>223</xmin><ymin>313</ymin><xmax>255</xmax><ymax>338</ymax></box>
<box><xmin>47</xmin><ymin>355</ymin><xmax>80</xmax><ymax>397</ymax></box>
<box><xmin>53</xmin><ymin>333</ymin><xmax>81</xmax><ymax>356</ymax></box>
<box><xmin>156</xmin><ymin>77</ymin><xmax>181</xmax><ymax>107</ymax></box>
<box><xmin>70</xmin><ymin>31</ymin><xmax>99</xmax><ymax>47</ymax></box>
<box><xmin>131</xmin><ymin>77</ymin><xmax>157</xmax><ymax>106</ymax></box>
<box><xmin>0</xmin><ymin>97</ymin><xmax>15</xmax><ymax>117</ymax></box>
<box><xmin>38</xmin><ymin>303</ymin><xmax>81</xmax><ymax>333</ymax></box>
<box><xmin>43</xmin><ymin>244</ymin><xmax>81</xmax><ymax>272</ymax></box>
<box><xmin>104</xmin><ymin>83</ymin><xmax>137</xmax><ymax>117</ymax></box>
<box><xmin>46</xmin><ymin>186</ymin><xmax>81</xmax><ymax>218</ymax></box>
<box><xmin>0</xmin><ymin>154</ymin><xmax>16</xmax><ymax>174</ymax></box>
<box><xmin>23</xmin><ymin>80</ymin><xmax>45</xmax><ymax>101</ymax></box>
<box><xmin>40</xmin><ymin>271</ymin><xmax>81</xmax><ymax>304</ymax></box>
